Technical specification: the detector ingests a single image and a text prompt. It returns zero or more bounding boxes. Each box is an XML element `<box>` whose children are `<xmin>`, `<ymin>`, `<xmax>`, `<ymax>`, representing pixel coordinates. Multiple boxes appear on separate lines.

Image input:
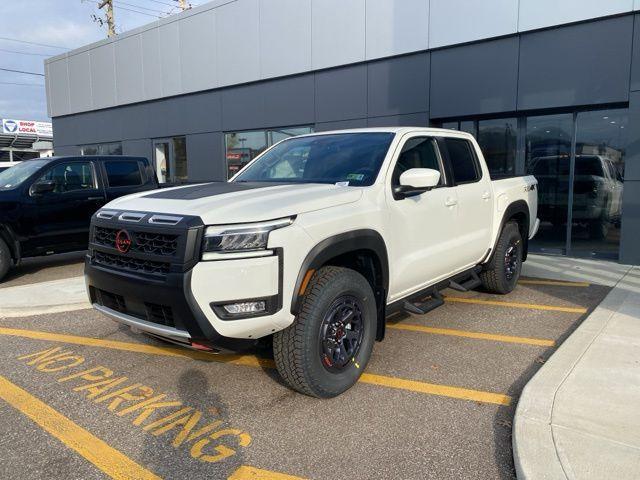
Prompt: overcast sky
<box><xmin>0</xmin><ymin>0</ymin><xmax>195</xmax><ymax>122</ymax></box>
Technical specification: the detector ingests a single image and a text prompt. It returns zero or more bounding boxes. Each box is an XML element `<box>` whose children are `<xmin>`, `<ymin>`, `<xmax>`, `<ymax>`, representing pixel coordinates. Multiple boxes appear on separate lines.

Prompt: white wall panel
<box><xmin>636</xmin><ymin>0</ymin><xmax>640</xmax><ymax>10</ymax></box>
<box><xmin>90</xmin><ymin>44</ymin><xmax>116</xmax><ymax>110</ymax></box>
<box><xmin>216</xmin><ymin>0</ymin><xmax>260</xmax><ymax>86</ymax></box>
<box><xmin>158</xmin><ymin>21</ymin><xmax>182</xmax><ymax>97</ymax></box>
<box><xmin>429</xmin><ymin>0</ymin><xmax>518</xmax><ymax>48</ymax></box>
<box><xmin>67</xmin><ymin>52</ymin><xmax>92</xmax><ymax>113</ymax></box>
<box><xmin>519</xmin><ymin>0</ymin><xmax>633</xmax><ymax>32</ymax></box>
<box><xmin>365</xmin><ymin>0</ymin><xmax>429</xmax><ymax>60</ymax></box>
<box><xmin>140</xmin><ymin>28</ymin><xmax>162</xmax><ymax>100</ymax></box>
<box><xmin>180</xmin><ymin>9</ymin><xmax>217</xmax><ymax>92</ymax></box>
<box><xmin>259</xmin><ymin>0</ymin><xmax>312</xmax><ymax>78</ymax></box>
<box><xmin>115</xmin><ymin>34</ymin><xmax>144</xmax><ymax>105</ymax></box>
<box><xmin>48</xmin><ymin>59</ymin><xmax>70</xmax><ymax>116</ymax></box>
<box><xmin>312</xmin><ymin>0</ymin><xmax>365</xmax><ymax>69</ymax></box>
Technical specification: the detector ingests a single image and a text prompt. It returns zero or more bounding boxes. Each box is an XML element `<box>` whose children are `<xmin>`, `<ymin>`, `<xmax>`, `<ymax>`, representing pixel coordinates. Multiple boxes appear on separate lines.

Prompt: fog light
<box><xmin>223</xmin><ymin>301</ymin><xmax>266</xmax><ymax>315</ymax></box>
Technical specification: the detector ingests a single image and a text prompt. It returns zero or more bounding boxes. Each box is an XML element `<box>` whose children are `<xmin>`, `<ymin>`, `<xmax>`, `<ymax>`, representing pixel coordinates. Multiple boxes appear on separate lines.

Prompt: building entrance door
<box><xmin>153</xmin><ymin>139</ymin><xmax>173</xmax><ymax>184</ymax></box>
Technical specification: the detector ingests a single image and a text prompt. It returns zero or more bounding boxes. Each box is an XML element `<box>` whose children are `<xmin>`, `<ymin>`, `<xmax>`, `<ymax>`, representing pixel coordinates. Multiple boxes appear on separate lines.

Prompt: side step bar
<box><xmin>449</xmin><ymin>271</ymin><xmax>482</xmax><ymax>292</ymax></box>
<box><xmin>403</xmin><ymin>291</ymin><xmax>444</xmax><ymax>315</ymax></box>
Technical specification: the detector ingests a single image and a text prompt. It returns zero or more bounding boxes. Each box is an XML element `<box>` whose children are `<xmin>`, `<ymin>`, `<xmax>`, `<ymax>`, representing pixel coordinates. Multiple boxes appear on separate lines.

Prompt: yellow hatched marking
<box><xmin>443</xmin><ymin>296</ymin><xmax>588</xmax><ymax>314</ymax></box>
<box><xmin>0</xmin><ymin>374</ymin><xmax>161</xmax><ymax>480</ymax></box>
<box><xmin>0</xmin><ymin>327</ymin><xmax>509</xmax><ymax>405</ymax></box>
<box><xmin>519</xmin><ymin>279</ymin><xmax>590</xmax><ymax>287</ymax></box>
<box><xmin>387</xmin><ymin>323</ymin><xmax>555</xmax><ymax>347</ymax></box>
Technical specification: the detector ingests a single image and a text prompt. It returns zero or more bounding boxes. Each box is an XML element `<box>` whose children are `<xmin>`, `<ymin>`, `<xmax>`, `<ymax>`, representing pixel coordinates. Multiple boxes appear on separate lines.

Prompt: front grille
<box><xmin>94</xmin><ymin>251</ymin><xmax>170</xmax><ymax>276</ymax></box>
<box><xmin>145</xmin><ymin>303</ymin><xmax>175</xmax><ymax>328</ymax></box>
<box><xmin>94</xmin><ymin>226</ymin><xmax>179</xmax><ymax>257</ymax></box>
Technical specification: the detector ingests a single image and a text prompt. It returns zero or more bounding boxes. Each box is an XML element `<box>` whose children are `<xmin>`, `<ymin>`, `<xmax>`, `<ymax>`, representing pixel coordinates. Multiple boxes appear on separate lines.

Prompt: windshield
<box><xmin>233</xmin><ymin>133</ymin><xmax>395</xmax><ymax>186</ymax></box>
<box><xmin>0</xmin><ymin>160</ymin><xmax>49</xmax><ymax>190</ymax></box>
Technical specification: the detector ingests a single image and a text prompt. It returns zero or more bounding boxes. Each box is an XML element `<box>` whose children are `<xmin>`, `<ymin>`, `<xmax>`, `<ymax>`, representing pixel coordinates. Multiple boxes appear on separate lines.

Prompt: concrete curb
<box><xmin>512</xmin><ymin>268</ymin><xmax>637</xmax><ymax>479</ymax></box>
<box><xmin>0</xmin><ymin>276</ymin><xmax>91</xmax><ymax>318</ymax></box>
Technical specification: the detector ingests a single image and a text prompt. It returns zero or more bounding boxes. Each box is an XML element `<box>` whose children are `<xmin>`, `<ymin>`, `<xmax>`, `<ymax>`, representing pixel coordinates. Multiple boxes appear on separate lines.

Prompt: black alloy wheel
<box><xmin>319</xmin><ymin>295</ymin><xmax>365</xmax><ymax>372</ymax></box>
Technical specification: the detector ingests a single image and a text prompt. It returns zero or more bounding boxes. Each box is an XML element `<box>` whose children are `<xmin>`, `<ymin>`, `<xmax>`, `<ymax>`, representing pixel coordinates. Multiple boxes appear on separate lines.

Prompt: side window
<box><xmin>392</xmin><ymin>137</ymin><xmax>443</xmax><ymax>186</ymax></box>
<box><xmin>443</xmin><ymin>138</ymin><xmax>481</xmax><ymax>184</ymax></box>
<box><xmin>38</xmin><ymin>162</ymin><xmax>96</xmax><ymax>193</ymax></box>
<box><xmin>105</xmin><ymin>161</ymin><xmax>143</xmax><ymax>187</ymax></box>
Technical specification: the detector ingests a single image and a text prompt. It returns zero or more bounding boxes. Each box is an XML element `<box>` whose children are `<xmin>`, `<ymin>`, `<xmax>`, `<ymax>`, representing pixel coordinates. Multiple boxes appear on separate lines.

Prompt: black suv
<box><xmin>0</xmin><ymin>156</ymin><xmax>159</xmax><ymax>281</ymax></box>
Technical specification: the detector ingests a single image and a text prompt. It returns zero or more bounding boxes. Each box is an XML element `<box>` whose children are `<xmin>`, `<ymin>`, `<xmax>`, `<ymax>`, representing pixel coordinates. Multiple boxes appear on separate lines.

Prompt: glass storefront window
<box><xmin>526</xmin><ymin>114</ymin><xmax>573</xmax><ymax>254</ymax></box>
<box><xmin>459</xmin><ymin>121</ymin><xmax>476</xmax><ymax>138</ymax></box>
<box><xmin>570</xmin><ymin>110</ymin><xmax>627</xmax><ymax>259</ymax></box>
<box><xmin>225</xmin><ymin>126</ymin><xmax>313</xmax><ymax>179</ymax></box>
<box><xmin>80</xmin><ymin>142</ymin><xmax>122</xmax><ymax>156</ymax></box>
<box><xmin>152</xmin><ymin>136</ymin><xmax>187</xmax><ymax>184</ymax></box>
<box><xmin>478</xmin><ymin>118</ymin><xmax>517</xmax><ymax>177</ymax></box>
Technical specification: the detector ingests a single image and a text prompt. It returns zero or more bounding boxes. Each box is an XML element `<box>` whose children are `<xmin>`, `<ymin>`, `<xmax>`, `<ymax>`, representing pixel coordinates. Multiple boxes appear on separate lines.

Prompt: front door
<box><xmin>22</xmin><ymin>160</ymin><xmax>105</xmax><ymax>254</ymax></box>
<box><xmin>385</xmin><ymin>135</ymin><xmax>459</xmax><ymax>301</ymax></box>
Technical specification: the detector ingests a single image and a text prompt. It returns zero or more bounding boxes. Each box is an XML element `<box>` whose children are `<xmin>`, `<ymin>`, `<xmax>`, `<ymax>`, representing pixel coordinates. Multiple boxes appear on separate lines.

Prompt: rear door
<box><xmin>23</xmin><ymin>160</ymin><xmax>105</xmax><ymax>253</ymax></box>
<box><xmin>439</xmin><ymin>136</ymin><xmax>493</xmax><ymax>266</ymax></box>
<box><xmin>385</xmin><ymin>134</ymin><xmax>459</xmax><ymax>300</ymax></box>
<box><xmin>101</xmin><ymin>159</ymin><xmax>151</xmax><ymax>203</ymax></box>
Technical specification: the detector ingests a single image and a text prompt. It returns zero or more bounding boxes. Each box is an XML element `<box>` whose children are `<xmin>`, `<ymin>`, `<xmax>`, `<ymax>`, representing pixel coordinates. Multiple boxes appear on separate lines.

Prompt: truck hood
<box><xmin>105</xmin><ymin>182</ymin><xmax>363</xmax><ymax>224</ymax></box>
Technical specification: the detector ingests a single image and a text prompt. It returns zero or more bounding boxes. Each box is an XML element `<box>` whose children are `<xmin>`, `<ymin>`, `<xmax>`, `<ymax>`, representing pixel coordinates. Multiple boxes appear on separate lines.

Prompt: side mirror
<box><xmin>394</xmin><ymin>168</ymin><xmax>441</xmax><ymax>199</ymax></box>
<box><xmin>30</xmin><ymin>179</ymin><xmax>56</xmax><ymax>196</ymax></box>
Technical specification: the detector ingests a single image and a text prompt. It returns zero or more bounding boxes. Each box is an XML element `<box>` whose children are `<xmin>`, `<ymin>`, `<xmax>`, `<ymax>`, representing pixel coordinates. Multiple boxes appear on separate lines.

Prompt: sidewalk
<box><xmin>0</xmin><ymin>276</ymin><xmax>90</xmax><ymax>317</ymax></box>
<box><xmin>515</xmin><ymin>256</ymin><xmax>640</xmax><ymax>479</ymax></box>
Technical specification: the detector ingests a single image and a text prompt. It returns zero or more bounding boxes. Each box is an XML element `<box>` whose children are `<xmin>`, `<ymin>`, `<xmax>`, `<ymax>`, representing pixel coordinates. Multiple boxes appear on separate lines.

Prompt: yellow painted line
<box><xmin>359</xmin><ymin>373</ymin><xmax>510</xmax><ymax>405</ymax></box>
<box><xmin>387</xmin><ymin>323</ymin><xmax>555</xmax><ymax>347</ymax></box>
<box><xmin>229</xmin><ymin>465</ymin><xmax>306</xmax><ymax>480</ymax></box>
<box><xmin>0</xmin><ymin>327</ymin><xmax>509</xmax><ymax>405</ymax></box>
<box><xmin>0</xmin><ymin>374</ymin><xmax>160</xmax><ymax>480</ymax></box>
<box><xmin>443</xmin><ymin>296</ymin><xmax>588</xmax><ymax>314</ymax></box>
<box><xmin>519</xmin><ymin>279</ymin><xmax>590</xmax><ymax>287</ymax></box>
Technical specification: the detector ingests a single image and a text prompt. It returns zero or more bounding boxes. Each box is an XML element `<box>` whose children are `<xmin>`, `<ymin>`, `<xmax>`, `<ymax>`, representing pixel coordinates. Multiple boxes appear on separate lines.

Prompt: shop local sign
<box><xmin>2</xmin><ymin>119</ymin><xmax>52</xmax><ymax>136</ymax></box>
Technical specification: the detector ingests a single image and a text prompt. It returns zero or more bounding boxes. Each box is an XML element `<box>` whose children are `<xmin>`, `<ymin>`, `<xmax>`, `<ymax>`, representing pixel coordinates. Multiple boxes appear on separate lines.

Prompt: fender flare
<box><xmin>487</xmin><ymin>200</ymin><xmax>530</xmax><ymax>263</ymax></box>
<box><xmin>290</xmin><ymin>229</ymin><xmax>389</xmax><ymax>316</ymax></box>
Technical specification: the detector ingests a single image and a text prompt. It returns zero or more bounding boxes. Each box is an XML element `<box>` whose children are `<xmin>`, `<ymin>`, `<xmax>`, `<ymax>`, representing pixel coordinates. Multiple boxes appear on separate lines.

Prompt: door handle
<box><xmin>481</xmin><ymin>192</ymin><xmax>491</xmax><ymax>200</ymax></box>
<box><xmin>87</xmin><ymin>196</ymin><xmax>104</xmax><ymax>201</ymax></box>
<box><xmin>445</xmin><ymin>197</ymin><xmax>457</xmax><ymax>207</ymax></box>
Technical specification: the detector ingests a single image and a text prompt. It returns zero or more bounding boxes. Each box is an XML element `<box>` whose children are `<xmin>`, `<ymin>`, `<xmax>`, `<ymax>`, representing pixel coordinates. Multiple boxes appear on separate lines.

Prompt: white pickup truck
<box><xmin>85</xmin><ymin>128</ymin><xmax>539</xmax><ymax>397</ymax></box>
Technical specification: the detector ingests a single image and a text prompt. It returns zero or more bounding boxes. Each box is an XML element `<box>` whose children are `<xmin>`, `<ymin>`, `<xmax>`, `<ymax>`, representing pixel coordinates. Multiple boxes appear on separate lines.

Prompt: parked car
<box><xmin>86</xmin><ymin>128</ymin><xmax>539</xmax><ymax>397</ymax></box>
<box><xmin>0</xmin><ymin>156</ymin><xmax>158</xmax><ymax>281</ymax></box>
<box><xmin>531</xmin><ymin>154</ymin><xmax>623</xmax><ymax>239</ymax></box>
<box><xmin>0</xmin><ymin>161</ymin><xmax>21</xmax><ymax>173</ymax></box>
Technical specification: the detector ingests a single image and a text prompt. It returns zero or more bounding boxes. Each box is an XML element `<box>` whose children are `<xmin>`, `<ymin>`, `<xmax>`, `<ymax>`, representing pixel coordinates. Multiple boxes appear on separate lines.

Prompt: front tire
<box><xmin>0</xmin><ymin>238</ymin><xmax>11</xmax><ymax>283</ymax></box>
<box><xmin>273</xmin><ymin>266</ymin><xmax>376</xmax><ymax>398</ymax></box>
<box><xmin>480</xmin><ymin>221</ymin><xmax>522</xmax><ymax>294</ymax></box>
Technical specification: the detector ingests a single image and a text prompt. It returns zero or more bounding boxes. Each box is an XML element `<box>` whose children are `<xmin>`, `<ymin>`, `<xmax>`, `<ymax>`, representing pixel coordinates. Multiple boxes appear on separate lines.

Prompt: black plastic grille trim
<box><xmin>94</xmin><ymin>226</ymin><xmax>179</xmax><ymax>257</ymax></box>
<box><xmin>94</xmin><ymin>251</ymin><xmax>170</xmax><ymax>276</ymax></box>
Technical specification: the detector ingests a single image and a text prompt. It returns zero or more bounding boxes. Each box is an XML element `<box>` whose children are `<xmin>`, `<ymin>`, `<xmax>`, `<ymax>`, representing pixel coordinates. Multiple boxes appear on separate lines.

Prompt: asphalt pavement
<box><xmin>0</xmin><ymin>263</ymin><xmax>610</xmax><ymax>480</ymax></box>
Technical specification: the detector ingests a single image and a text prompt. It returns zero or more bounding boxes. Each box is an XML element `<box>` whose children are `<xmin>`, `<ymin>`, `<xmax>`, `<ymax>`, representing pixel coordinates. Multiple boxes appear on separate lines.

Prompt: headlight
<box><xmin>202</xmin><ymin>216</ymin><xmax>294</xmax><ymax>258</ymax></box>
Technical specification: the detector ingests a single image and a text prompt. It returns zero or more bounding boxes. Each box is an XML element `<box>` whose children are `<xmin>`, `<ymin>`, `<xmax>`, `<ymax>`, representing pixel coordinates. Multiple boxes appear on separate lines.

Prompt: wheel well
<box><xmin>507</xmin><ymin>211</ymin><xmax>529</xmax><ymax>261</ymax></box>
<box><xmin>323</xmin><ymin>249</ymin><xmax>386</xmax><ymax>341</ymax></box>
<box><xmin>0</xmin><ymin>225</ymin><xmax>18</xmax><ymax>262</ymax></box>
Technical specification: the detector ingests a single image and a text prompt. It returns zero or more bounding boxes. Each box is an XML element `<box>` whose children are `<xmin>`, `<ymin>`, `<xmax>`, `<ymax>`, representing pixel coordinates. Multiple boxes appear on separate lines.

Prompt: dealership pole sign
<box><xmin>1</xmin><ymin>119</ymin><xmax>53</xmax><ymax>137</ymax></box>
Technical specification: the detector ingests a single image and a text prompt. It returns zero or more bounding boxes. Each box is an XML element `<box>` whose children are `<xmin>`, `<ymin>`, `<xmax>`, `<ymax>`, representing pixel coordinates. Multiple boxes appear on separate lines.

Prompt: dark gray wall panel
<box><xmin>367</xmin><ymin>53</ymin><xmax>429</xmax><ymax>117</ymax></box>
<box><xmin>263</xmin><ymin>75</ymin><xmax>315</xmax><ymax>128</ymax></box>
<box><xmin>631</xmin><ymin>14</ymin><xmax>640</xmax><ymax>92</ymax></box>
<box><xmin>122</xmin><ymin>139</ymin><xmax>152</xmax><ymax>160</ymax></box>
<box><xmin>430</xmin><ymin>37</ymin><xmax>518</xmax><ymax>118</ymax></box>
<box><xmin>164</xmin><ymin>92</ymin><xmax>222</xmax><ymax>135</ymax></box>
<box><xmin>366</xmin><ymin>112</ymin><xmax>428</xmax><ymax>127</ymax></box>
<box><xmin>620</xmin><ymin>181</ymin><xmax>640</xmax><ymax>264</ymax></box>
<box><xmin>315</xmin><ymin>65</ymin><xmax>367</xmax><ymax>122</ymax></box>
<box><xmin>221</xmin><ymin>84</ymin><xmax>266</xmax><ymax>131</ymax></box>
<box><xmin>186</xmin><ymin>132</ymin><xmax>225</xmax><ymax>181</ymax></box>
<box><xmin>314</xmin><ymin>118</ymin><xmax>367</xmax><ymax>132</ymax></box>
<box><xmin>518</xmin><ymin>16</ymin><xmax>633</xmax><ymax>110</ymax></box>
<box><xmin>120</xmin><ymin>101</ymin><xmax>169</xmax><ymax>140</ymax></box>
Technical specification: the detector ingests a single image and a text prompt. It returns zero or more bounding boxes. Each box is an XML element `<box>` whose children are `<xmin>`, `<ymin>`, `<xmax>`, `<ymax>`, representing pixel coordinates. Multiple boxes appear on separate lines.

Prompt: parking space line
<box><xmin>387</xmin><ymin>323</ymin><xmax>555</xmax><ymax>347</ymax></box>
<box><xmin>0</xmin><ymin>374</ymin><xmax>161</xmax><ymax>480</ymax></box>
<box><xmin>443</xmin><ymin>296</ymin><xmax>588</xmax><ymax>314</ymax></box>
<box><xmin>0</xmin><ymin>327</ymin><xmax>511</xmax><ymax>405</ymax></box>
<box><xmin>519</xmin><ymin>279</ymin><xmax>590</xmax><ymax>287</ymax></box>
<box><xmin>229</xmin><ymin>465</ymin><xmax>306</xmax><ymax>480</ymax></box>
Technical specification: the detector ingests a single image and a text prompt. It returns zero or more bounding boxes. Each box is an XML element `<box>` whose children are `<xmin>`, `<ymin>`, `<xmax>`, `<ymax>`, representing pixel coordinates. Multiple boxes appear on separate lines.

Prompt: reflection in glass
<box><xmin>173</xmin><ymin>136</ymin><xmax>188</xmax><ymax>183</ymax></box>
<box><xmin>460</xmin><ymin>121</ymin><xmax>476</xmax><ymax>138</ymax></box>
<box><xmin>526</xmin><ymin>114</ymin><xmax>573</xmax><ymax>254</ymax></box>
<box><xmin>225</xmin><ymin>126</ymin><xmax>313</xmax><ymax>179</ymax></box>
<box><xmin>478</xmin><ymin>118</ymin><xmax>516</xmax><ymax>177</ymax></box>
<box><xmin>80</xmin><ymin>142</ymin><xmax>123</xmax><ymax>156</ymax></box>
<box><xmin>570</xmin><ymin>110</ymin><xmax>627</xmax><ymax>259</ymax></box>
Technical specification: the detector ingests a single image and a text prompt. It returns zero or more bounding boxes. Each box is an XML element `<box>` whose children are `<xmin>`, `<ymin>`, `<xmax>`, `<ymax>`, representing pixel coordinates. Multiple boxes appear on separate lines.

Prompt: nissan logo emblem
<box><xmin>115</xmin><ymin>230</ymin><xmax>132</xmax><ymax>254</ymax></box>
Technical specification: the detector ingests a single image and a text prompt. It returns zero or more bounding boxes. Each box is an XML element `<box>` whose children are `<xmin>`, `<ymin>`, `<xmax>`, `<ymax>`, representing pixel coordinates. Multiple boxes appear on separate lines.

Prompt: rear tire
<box><xmin>0</xmin><ymin>238</ymin><xmax>11</xmax><ymax>283</ymax></box>
<box><xmin>480</xmin><ymin>221</ymin><xmax>522</xmax><ymax>294</ymax></box>
<box><xmin>273</xmin><ymin>266</ymin><xmax>376</xmax><ymax>398</ymax></box>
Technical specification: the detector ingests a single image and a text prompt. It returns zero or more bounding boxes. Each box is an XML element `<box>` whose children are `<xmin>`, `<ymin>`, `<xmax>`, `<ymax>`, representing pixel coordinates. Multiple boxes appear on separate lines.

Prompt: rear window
<box><xmin>443</xmin><ymin>138</ymin><xmax>480</xmax><ymax>184</ymax></box>
<box><xmin>105</xmin><ymin>161</ymin><xmax>142</xmax><ymax>187</ymax></box>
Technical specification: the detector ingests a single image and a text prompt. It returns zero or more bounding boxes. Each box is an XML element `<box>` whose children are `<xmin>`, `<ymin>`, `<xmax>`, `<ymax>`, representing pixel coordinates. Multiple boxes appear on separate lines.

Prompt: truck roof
<box><xmin>297</xmin><ymin>126</ymin><xmax>474</xmax><ymax>139</ymax></box>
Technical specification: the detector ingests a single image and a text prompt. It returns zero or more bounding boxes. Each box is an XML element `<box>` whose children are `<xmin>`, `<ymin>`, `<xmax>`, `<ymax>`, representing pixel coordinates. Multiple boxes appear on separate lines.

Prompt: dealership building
<box><xmin>46</xmin><ymin>0</ymin><xmax>640</xmax><ymax>263</ymax></box>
